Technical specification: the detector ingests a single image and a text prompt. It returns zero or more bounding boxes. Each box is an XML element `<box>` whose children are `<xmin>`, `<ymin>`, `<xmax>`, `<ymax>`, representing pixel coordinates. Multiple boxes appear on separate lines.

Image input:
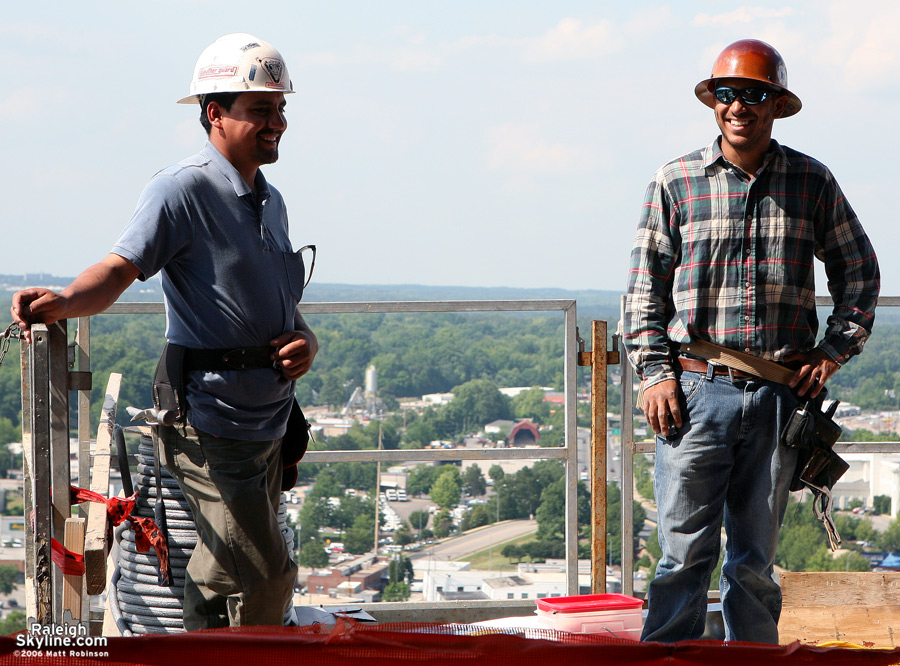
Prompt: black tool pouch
<box><xmin>152</xmin><ymin>343</ymin><xmax>187</xmax><ymax>424</ymax></box>
<box><xmin>281</xmin><ymin>398</ymin><xmax>311</xmax><ymax>491</ymax></box>
<box><xmin>781</xmin><ymin>394</ymin><xmax>845</xmax><ymax>492</ymax></box>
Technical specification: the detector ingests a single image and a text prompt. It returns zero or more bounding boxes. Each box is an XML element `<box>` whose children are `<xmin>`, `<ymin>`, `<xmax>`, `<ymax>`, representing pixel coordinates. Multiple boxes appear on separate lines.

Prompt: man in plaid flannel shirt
<box><xmin>624</xmin><ymin>39</ymin><xmax>879</xmax><ymax>644</ymax></box>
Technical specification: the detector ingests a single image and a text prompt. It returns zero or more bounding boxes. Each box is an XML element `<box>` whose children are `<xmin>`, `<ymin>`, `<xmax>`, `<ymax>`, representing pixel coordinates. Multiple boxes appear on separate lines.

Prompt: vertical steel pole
<box><xmin>563</xmin><ymin>303</ymin><xmax>579</xmax><ymax>596</ymax></box>
<box><xmin>620</xmin><ymin>295</ymin><xmax>637</xmax><ymax>597</ymax></box>
<box><xmin>48</xmin><ymin>321</ymin><xmax>71</xmax><ymax>622</ymax></box>
<box><xmin>76</xmin><ymin>317</ymin><xmax>91</xmax><ymax>510</ymax></box>
<box><xmin>29</xmin><ymin>324</ymin><xmax>52</xmax><ymax>624</ymax></box>
<box><xmin>20</xmin><ymin>329</ymin><xmax>36</xmax><ymax>621</ymax></box>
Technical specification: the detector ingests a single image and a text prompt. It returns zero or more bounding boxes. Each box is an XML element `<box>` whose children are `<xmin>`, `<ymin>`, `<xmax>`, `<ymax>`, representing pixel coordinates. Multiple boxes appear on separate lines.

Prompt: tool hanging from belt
<box><xmin>675</xmin><ymin>339</ymin><xmax>849</xmax><ymax>550</ymax></box>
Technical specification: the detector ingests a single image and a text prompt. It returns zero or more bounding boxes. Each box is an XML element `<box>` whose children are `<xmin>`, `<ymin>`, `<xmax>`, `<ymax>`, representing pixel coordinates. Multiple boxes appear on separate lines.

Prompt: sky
<box><xmin>2</xmin><ymin>1</ymin><xmax>898</xmax><ymax>295</ymax></box>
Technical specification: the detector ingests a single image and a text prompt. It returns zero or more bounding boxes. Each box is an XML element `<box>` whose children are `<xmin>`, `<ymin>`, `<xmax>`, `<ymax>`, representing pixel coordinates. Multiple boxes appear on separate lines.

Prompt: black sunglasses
<box><xmin>714</xmin><ymin>86</ymin><xmax>777</xmax><ymax>106</ymax></box>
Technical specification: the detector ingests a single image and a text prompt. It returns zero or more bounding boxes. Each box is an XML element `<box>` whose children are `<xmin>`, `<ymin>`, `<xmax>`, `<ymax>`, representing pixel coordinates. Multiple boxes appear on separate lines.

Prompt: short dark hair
<box><xmin>199</xmin><ymin>93</ymin><xmax>241</xmax><ymax>134</ymax></box>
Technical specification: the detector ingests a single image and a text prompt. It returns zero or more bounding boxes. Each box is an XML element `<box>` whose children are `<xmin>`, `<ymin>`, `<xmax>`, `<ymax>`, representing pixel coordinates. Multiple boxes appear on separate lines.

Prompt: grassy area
<box><xmin>454</xmin><ymin>529</ymin><xmax>537</xmax><ymax>572</ymax></box>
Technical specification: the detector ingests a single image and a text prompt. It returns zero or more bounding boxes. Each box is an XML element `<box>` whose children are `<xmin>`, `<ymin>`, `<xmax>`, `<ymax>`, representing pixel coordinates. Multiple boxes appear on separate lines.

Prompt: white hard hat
<box><xmin>177</xmin><ymin>33</ymin><xmax>293</xmax><ymax>105</ymax></box>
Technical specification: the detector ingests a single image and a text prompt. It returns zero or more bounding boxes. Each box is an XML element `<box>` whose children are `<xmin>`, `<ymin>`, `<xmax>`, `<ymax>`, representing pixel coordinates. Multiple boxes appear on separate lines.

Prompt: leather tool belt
<box><xmin>153</xmin><ymin>342</ymin><xmax>310</xmax><ymax>491</ymax></box>
<box><xmin>675</xmin><ymin>357</ymin><xmax>756</xmax><ymax>381</ymax></box>
<box><xmin>677</xmin><ymin>339</ymin><xmax>795</xmax><ymax>384</ymax></box>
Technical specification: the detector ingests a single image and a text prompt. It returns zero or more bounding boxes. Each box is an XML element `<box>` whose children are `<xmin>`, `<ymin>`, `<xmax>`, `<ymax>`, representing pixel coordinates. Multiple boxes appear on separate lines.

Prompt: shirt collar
<box><xmin>200</xmin><ymin>141</ymin><xmax>271</xmax><ymax>200</ymax></box>
<box><xmin>702</xmin><ymin>137</ymin><xmax>788</xmax><ymax>176</ymax></box>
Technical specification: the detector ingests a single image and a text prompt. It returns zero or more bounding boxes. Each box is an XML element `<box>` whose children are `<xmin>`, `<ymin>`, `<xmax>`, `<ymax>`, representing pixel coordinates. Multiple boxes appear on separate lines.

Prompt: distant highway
<box><xmin>408</xmin><ymin>519</ymin><xmax>537</xmax><ymax>562</ymax></box>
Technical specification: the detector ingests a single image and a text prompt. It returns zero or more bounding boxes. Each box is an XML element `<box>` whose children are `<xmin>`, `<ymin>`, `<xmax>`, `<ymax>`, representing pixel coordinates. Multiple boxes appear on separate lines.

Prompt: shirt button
<box><xmin>745</xmin><ymin>282</ymin><xmax>750</xmax><ymax>288</ymax></box>
<box><xmin>744</xmin><ymin>348</ymin><xmax>751</xmax><ymax>353</ymax></box>
<box><xmin>744</xmin><ymin>316</ymin><xmax>750</xmax><ymax>322</ymax></box>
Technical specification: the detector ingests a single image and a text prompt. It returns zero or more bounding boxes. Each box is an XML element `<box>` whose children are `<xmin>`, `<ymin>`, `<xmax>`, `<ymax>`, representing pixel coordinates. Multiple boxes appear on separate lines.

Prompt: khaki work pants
<box><xmin>159</xmin><ymin>425</ymin><xmax>296</xmax><ymax>630</ymax></box>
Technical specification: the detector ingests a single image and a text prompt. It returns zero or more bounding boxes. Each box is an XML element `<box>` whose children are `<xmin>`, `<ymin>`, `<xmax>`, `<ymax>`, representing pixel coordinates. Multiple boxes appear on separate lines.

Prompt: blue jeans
<box><xmin>641</xmin><ymin>371</ymin><xmax>799</xmax><ymax>644</ymax></box>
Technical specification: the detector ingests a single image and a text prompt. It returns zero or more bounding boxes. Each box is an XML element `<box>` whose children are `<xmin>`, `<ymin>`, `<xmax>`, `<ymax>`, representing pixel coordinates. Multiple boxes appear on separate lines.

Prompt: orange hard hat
<box><xmin>694</xmin><ymin>39</ymin><xmax>802</xmax><ymax>118</ymax></box>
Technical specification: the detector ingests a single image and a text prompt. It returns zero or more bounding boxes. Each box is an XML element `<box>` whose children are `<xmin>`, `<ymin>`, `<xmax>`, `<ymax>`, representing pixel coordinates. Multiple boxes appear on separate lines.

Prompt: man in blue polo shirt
<box><xmin>11</xmin><ymin>33</ymin><xmax>317</xmax><ymax>630</ymax></box>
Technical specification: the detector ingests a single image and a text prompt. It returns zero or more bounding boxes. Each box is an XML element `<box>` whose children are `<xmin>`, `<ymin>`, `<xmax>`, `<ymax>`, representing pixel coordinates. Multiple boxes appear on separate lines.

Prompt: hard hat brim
<box><xmin>694</xmin><ymin>77</ymin><xmax>802</xmax><ymax>118</ymax></box>
<box><xmin>176</xmin><ymin>89</ymin><xmax>295</xmax><ymax>105</ymax></box>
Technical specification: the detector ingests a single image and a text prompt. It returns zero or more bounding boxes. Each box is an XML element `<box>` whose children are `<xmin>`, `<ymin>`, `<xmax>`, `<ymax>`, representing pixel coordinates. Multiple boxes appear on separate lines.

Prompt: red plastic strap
<box><xmin>50</xmin><ymin>538</ymin><xmax>85</xmax><ymax>576</ymax></box>
<box><xmin>70</xmin><ymin>485</ymin><xmax>137</xmax><ymax>525</ymax></box>
<box><xmin>67</xmin><ymin>485</ymin><xmax>170</xmax><ymax>578</ymax></box>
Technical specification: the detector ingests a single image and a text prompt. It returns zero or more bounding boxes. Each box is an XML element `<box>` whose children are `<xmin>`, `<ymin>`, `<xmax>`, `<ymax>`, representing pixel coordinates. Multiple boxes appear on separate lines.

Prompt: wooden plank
<box><xmin>780</xmin><ymin>572</ymin><xmax>900</xmax><ymax>646</ymax></box>
<box><xmin>62</xmin><ymin>517</ymin><xmax>85</xmax><ymax>620</ymax></box>
<box><xmin>84</xmin><ymin>373</ymin><xmax>121</xmax><ymax>596</ymax></box>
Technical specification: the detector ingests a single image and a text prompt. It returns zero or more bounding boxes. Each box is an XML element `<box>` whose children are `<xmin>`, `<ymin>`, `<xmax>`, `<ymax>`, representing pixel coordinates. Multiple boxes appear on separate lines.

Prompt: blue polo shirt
<box><xmin>112</xmin><ymin>142</ymin><xmax>306</xmax><ymax>440</ymax></box>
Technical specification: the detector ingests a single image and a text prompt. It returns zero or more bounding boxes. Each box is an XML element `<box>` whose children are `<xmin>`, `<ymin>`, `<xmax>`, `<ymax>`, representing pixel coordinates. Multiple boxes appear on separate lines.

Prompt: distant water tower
<box><xmin>365</xmin><ymin>364</ymin><xmax>378</xmax><ymax>398</ymax></box>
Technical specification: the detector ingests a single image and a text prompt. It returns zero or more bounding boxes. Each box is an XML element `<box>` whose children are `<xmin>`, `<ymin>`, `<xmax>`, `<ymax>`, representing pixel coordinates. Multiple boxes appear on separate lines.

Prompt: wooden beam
<box><xmin>84</xmin><ymin>373</ymin><xmax>121</xmax><ymax>595</ymax></box>
<box><xmin>63</xmin><ymin>517</ymin><xmax>85</xmax><ymax>620</ymax></box>
<box><xmin>780</xmin><ymin>571</ymin><xmax>900</xmax><ymax>646</ymax></box>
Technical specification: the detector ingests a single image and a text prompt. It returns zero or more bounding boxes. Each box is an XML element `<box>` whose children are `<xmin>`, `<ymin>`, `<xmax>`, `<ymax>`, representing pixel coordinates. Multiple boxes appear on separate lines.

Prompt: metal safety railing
<box><xmin>23</xmin><ymin>298</ymin><xmax>621</xmax><ymax>627</ymax></box>
<box><xmin>617</xmin><ymin>295</ymin><xmax>900</xmax><ymax>598</ymax></box>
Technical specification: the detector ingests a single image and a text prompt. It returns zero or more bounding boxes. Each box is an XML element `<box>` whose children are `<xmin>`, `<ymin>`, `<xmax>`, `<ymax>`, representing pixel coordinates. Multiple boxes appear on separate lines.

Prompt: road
<box><xmin>409</xmin><ymin>519</ymin><xmax>537</xmax><ymax>561</ymax></box>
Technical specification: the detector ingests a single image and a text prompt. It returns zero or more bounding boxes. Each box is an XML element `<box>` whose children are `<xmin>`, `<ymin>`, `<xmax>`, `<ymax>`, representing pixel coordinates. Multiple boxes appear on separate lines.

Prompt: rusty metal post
<box><xmin>590</xmin><ymin>321</ymin><xmax>608</xmax><ymax>593</ymax></box>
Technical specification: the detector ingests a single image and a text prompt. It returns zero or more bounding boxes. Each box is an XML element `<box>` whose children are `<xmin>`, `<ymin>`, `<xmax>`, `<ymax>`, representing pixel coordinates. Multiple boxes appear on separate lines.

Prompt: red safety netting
<box><xmin>2</xmin><ymin>620</ymin><xmax>899</xmax><ymax>666</ymax></box>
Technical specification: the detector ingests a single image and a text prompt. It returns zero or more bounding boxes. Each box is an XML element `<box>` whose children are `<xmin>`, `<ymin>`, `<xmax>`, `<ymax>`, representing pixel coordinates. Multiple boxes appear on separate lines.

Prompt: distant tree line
<box><xmin>0</xmin><ymin>310</ymin><xmax>589</xmax><ymax>444</ymax></box>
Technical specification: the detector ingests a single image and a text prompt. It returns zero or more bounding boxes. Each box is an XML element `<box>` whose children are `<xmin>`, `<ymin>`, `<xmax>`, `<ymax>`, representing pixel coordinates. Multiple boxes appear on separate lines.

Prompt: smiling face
<box><xmin>713</xmin><ymin>77</ymin><xmax>788</xmax><ymax>175</ymax></box>
<box><xmin>207</xmin><ymin>91</ymin><xmax>287</xmax><ymax>188</ymax></box>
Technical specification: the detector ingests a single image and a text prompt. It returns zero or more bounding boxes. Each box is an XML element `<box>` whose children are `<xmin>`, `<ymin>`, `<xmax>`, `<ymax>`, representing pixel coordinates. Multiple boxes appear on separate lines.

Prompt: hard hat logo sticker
<box><xmin>260</xmin><ymin>58</ymin><xmax>284</xmax><ymax>84</ymax></box>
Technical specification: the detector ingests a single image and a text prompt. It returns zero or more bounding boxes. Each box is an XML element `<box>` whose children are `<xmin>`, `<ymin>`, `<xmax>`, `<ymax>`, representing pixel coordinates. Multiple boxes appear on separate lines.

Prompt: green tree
<box><xmin>344</xmin><ymin>513</ymin><xmax>376</xmax><ymax>555</ymax></box>
<box><xmin>879</xmin><ymin>518</ymin><xmax>900</xmax><ymax>552</ymax></box>
<box><xmin>488</xmin><ymin>464</ymin><xmax>505</xmax><ymax>483</ymax></box>
<box><xmin>403</xmin><ymin>420</ymin><xmax>437</xmax><ymax>449</ymax></box>
<box><xmin>462</xmin><ymin>464</ymin><xmax>487</xmax><ymax>497</ymax></box>
<box><xmin>330</xmin><ymin>494</ymin><xmax>373</xmax><ymax>537</ymax></box>
<box><xmin>430</xmin><ymin>470</ymin><xmax>462</xmax><ymax>509</ymax></box>
<box><xmin>298</xmin><ymin>540</ymin><xmax>330</xmax><ymax>569</ymax></box>
<box><xmin>382</xmin><ymin>581</ymin><xmax>410</xmax><ymax>601</ymax></box>
<box><xmin>393</xmin><ymin>524</ymin><xmax>414</xmax><ymax>546</ymax></box>
<box><xmin>407</xmin><ymin>464</ymin><xmax>448</xmax><ymax>496</ymax></box>
<box><xmin>433</xmin><ymin>509</ymin><xmax>454</xmax><ymax>538</ymax></box>
<box><xmin>875</xmin><ymin>495</ymin><xmax>891</xmax><ymax>515</ymax></box>
<box><xmin>634</xmin><ymin>454</ymin><xmax>655</xmax><ymax>501</ymax></box>
<box><xmin>409</xmin><ymin>509</ymin><xmax>430</xmax><ymax>536</ymax></box>
<box><xmin>535</xmin><ymin>477</ymin><xmax>589</xmax><ymax>542</ymax></box>
<box><xmin>298</xmin><ymin>496</ymin><xmax>332</xmax><ymax>545</ymax></box>
<box><xmin>512</xmin><ymin>387</ymin><xmax>550</xmax><ymax>423</ymax></box>
<box><xmin>382</xmin><ymin>556</ymin><xmax>415</xmax><ymax>602</ymax></box>
<box><xmin>0</xmin><ymin>565</ymin><xmax>18</xmax><ymax>595</ymax></box>
<box><xmin>0</xmin><ymin>610</ymin><xmax>25</xmax><ymax>635</ymax></box>
<box><xmin>501</xmin><ymin>544</ymin><xmax>526</xmax><ymax>563</ymax></box>
<box><xmin>440</xmin><ymin>379</ymin><xmax>512</xmax><ymax>435</ymax></box>
<box><xmin>460</xmin><ymin>504</ymin><xmax>490</xmax><ymax>531</ymax></box>
<box><xmin>0</xmin><ymin>418</ymin><xmax>18</xmax><ymax>446</ymax></box>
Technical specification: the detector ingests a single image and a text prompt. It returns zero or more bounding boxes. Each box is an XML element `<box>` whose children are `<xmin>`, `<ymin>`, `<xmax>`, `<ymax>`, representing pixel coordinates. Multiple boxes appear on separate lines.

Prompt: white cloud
<box><xmin>817</xmin><ymin>0</ymin><xmax>900</xmax><ymax>89</ymax></box>
<box><xmin>692</xmin><ymin>7</ymin><xmax>798</xmax><ymax>27</ymax></box>
<box><xmin>485</xmin><ymin>123</ymin><xmax>594</xmax><ymax>175</ymax></box>
<box><xmin>526</xmin><ymin>18</ymin><xmax>625</xmax><ymax>62</ymax></box>
<box><xmin>0</xmin><ymin>87</ymin><xmax>67</xmax><ymax>120</ymax></box>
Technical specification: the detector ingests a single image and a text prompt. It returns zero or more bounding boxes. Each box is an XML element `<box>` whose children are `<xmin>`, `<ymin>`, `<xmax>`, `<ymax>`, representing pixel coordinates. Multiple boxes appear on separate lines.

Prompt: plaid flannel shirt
<box><xmin>624</xmin><ymin>138</ymin><xmax>880</xmax><ymax>387</ymax></box>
